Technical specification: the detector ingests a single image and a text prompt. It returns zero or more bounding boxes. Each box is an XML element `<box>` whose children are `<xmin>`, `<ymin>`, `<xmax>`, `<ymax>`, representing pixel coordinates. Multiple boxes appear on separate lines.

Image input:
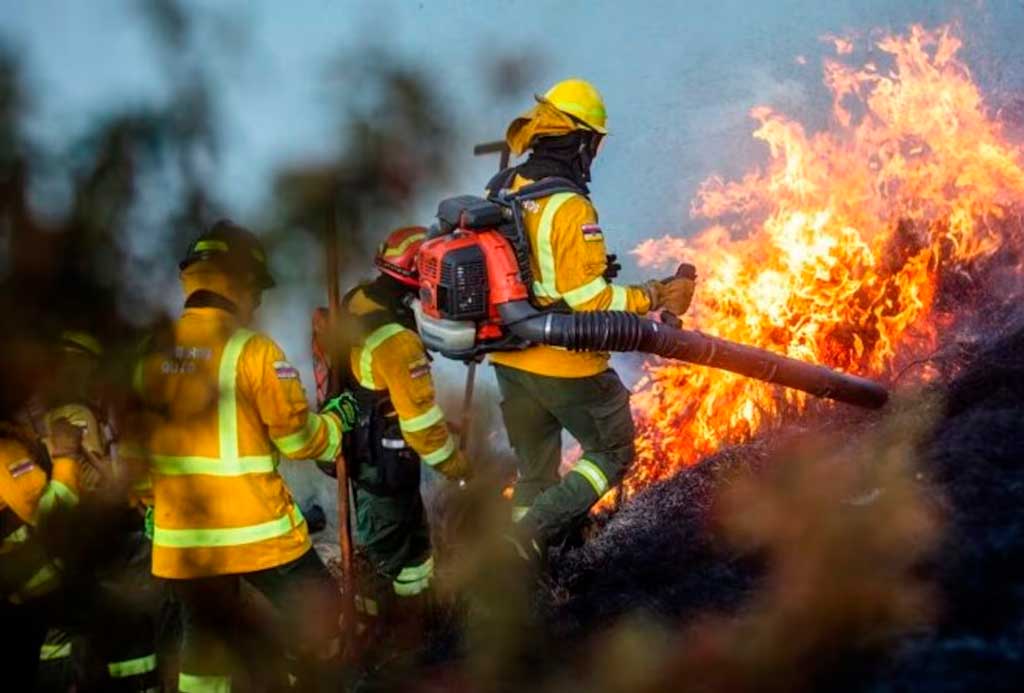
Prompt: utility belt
<box><xmin>344</xmin><ymin>385</ymin><xmax>420</xmax><ymax>497</ymax></box>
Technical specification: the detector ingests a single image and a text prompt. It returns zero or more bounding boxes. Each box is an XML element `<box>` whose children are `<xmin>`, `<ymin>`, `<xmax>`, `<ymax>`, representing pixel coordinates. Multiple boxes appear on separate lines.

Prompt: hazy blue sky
<box><xmin>2</xmin><ymin>0</ymin><xmax>1022</xmax><ymax>409</ymax></box>
<box><xmin>5</xmin><ymin>1</ymin><xmax>1022</xmax><ymax>247</ymax></box>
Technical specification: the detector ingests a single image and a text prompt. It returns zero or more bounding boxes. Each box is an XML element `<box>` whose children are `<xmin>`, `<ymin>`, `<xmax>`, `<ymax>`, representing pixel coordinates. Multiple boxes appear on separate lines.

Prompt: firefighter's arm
<box><xmin>1</xmin><ymin>438</ymin><xmax>63</xmax><ymax>526</ymax></box>
<box><xmin>547</xmin><ymin>196</ymin><xmax>653</xmax><ymax>314</ymax></box>
<box><xmin>14</xmin><ymin>420</ymin><xmax>83</xmax><ymax>526</ymax></box>
<box><xmin>242</xmin><ymin>335</ymin><xmax>343</xmax><ymax>463</ymax></box>
<box><xmin>374</xmin><ymin>332</ymin><xmax>466</xmax><ymax>479</ymax></box>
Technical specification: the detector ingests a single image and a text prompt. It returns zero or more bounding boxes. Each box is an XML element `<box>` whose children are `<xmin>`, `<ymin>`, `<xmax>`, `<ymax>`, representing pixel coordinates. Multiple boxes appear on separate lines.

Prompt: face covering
<box><xmin>516</xmin><ymin>130</ymin><xmax>602</xmax><ymax>193</ymax></box>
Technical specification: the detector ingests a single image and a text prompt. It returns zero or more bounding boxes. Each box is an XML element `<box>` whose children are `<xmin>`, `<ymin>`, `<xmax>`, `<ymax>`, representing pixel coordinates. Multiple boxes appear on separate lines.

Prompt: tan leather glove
<box><xmin>49</xmin><ymin>417</ymin><xmax>85</xmax><ymax>460</ymax></box>
<box><xmin>645</xmin><ymin>276</ymin><xmax>696</xmax><ymax>316</ymax></box>
<box><xmin>434</xmin><ymin>447</ymin><xmax>471</xmax><ymax>482</ymax></box>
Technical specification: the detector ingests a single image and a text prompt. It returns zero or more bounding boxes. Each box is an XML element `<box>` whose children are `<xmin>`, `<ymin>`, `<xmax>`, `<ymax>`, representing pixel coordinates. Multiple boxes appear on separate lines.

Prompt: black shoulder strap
<box><xmin>485</xmin><ymin>167</ymin><xmax>518</xmax><ymax>197</ymax></box>
<box><xmin>511</xmin><ymin>175</ymin><xmax>588</xmax><ymax>201</ymax></box>
<box><xmin>487</xmin><ymin>167</ymin><xmax>588</xmax><ymax>205</ymax></box>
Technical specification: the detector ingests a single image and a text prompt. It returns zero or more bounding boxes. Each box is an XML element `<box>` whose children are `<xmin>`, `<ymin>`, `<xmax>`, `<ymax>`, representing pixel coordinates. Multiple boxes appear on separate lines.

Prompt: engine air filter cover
<box><xmin>437</xmin><ymin>244</ymin><xmax>488</xmax><ymax>321</ymax></box>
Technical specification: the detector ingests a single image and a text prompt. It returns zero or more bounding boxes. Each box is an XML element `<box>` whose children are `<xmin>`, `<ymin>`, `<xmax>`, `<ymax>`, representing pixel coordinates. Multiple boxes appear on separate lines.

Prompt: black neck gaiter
<box><xmin>516</xmin><ymin>131</ymin><xmax>595</xmax><ymax>193</ymax></box>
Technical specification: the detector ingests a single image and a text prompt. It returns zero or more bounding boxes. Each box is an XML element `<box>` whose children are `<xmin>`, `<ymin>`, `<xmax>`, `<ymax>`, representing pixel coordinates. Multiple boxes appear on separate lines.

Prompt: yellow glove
<box><xmin>645</xmin><ymin>276</ymin><xmax>695</xmax><ymax>316</ymax></box>
<box><xmin>433</xmin><ymin>447</ymin><xmax>471</xmax><ymax>482</ymax></box>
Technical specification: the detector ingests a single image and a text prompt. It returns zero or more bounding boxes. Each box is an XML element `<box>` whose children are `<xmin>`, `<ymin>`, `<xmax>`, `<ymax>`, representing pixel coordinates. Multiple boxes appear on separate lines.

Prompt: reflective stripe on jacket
<box><xmin>488</xmin><ymin>174</ymin><xmax>652</xmax><ymax>377</ymax></box>
<box><xmin>136</xmin><ymin>306</ymin><xmax>339</xmax><ymax>578</ymax></box>
<box><xmin>348</xmin><ymin>289</ymin><xmax>456</xmax><ymax>468</ymax></box>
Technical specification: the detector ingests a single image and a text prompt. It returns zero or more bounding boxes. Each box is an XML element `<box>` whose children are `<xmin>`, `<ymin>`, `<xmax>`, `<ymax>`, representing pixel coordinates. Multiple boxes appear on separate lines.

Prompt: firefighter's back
<box><xmin>138</xmin><ymin>306</ymin><xmax>310</xmax><ymax>580</ymax></box>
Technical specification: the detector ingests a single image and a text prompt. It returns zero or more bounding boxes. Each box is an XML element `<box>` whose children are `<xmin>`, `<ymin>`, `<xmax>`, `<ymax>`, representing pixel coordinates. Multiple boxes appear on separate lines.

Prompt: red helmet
<box><xmin>375</xmin><ymin>226</ymin><xmax>427</xmax><ymax>288</ymax></box>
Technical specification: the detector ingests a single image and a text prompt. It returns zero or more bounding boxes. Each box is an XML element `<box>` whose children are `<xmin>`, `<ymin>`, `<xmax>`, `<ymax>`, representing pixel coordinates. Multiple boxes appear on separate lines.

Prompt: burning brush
<box><xmin>627</xmin><ymin>24</ymin><xmax>1024</xmax><ymax>494</ymax></box>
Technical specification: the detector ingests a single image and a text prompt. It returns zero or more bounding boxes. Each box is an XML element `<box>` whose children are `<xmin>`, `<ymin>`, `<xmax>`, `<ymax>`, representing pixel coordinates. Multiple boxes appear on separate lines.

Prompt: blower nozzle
<box><xmin>498</xmin><ymin>301</ymin><xmax>889</xmax><ymax>410</ymax></box>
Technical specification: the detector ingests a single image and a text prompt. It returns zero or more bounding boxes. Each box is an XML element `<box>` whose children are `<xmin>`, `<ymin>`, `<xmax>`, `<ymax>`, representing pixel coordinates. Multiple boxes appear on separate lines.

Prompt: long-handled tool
<box><xmin>323</xmin><ymin>204</ymin><xmax>358</xmax><ymax>658</ymax></box>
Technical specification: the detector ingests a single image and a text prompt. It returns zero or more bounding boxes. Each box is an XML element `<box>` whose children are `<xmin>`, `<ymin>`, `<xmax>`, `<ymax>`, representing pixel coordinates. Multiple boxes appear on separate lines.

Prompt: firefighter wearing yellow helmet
<box><xmin>133</xmin><ymin>220</ymin><xmax>353</xmax><ymax>691</ymax></box>
<box><xmin>490</xmin><ymin>79</ymin><xmax>695</xmax><ymax>558</ymax></box>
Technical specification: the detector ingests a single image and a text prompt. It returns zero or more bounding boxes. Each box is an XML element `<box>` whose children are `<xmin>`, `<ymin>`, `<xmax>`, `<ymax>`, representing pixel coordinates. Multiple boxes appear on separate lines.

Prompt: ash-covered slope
<box><xmin>875</xmin><ymin>323</ymin><xmax>1024</xmax><ymax>690</ymax></box>
<box><xmin>548</xmin><ymin>321</ymin><xmax>1024</xmax><ymax>689</ymax></box>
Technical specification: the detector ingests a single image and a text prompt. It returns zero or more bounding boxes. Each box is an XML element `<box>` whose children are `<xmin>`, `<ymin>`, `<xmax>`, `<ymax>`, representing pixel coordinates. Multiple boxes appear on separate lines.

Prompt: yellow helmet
<box><xmin>538</xmin><ymin>78</ymin><xmax>607</xmax><ymax>134</ymax></box>
<box><xmin>505</xmin><ymin>78</ymin><xmax>608</xmax><ymax>155</ymax></box>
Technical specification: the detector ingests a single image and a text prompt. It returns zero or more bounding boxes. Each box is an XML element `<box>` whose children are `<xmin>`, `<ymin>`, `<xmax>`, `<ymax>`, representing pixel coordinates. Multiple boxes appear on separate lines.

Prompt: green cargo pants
<box><xmin>494</xmin><ymin>365</ymin><xmax>635</xmax><ymax>545</ymax></box>
<box><xmin>174</xmin><ymin>548</ymin><xmax>343</xmax><ymax>692</ymax></box>
<box><xmin>353</xmin><ymin>486</ymin><xmax>433</xmax><ymax>597</ymax></box>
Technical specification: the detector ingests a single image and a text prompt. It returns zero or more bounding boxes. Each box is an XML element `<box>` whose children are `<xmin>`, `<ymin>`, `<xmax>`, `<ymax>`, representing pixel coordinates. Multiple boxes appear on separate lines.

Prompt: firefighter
<box><xmin>337</xmin><ymin>226</ymin><xmax>469</xmax><ymax>645</ymax></box>
<box><xmin>28</xmin><ymin>329</ymin><xmax>164</xmax><ymax>692</ymax></box>
<box><xmin>133</xmin><ymin>219</ymin><xmax>357</xmax><ymax>692</ymax></box>
<box><xmin>0</xmin><ymin>418</ymin><xmax>84</xmax><ymax>687</ymax></box>
<box><xmin>488</xmin><ymin>78</ymin><xmax>695</xmax><ymax>557</ymax></box>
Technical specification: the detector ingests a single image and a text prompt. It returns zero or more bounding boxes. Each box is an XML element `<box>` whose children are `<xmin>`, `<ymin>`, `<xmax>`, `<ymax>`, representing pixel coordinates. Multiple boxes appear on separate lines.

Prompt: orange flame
<box><xmin>624</xmin><ymin>25</ymin><xmax>1024</xmax><ymax>495</ymax></box>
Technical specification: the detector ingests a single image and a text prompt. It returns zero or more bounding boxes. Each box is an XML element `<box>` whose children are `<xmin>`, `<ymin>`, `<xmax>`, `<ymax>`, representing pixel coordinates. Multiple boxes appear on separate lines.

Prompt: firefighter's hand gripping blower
<box><xmin>410</xmin><ymin>187</ymin><xmax>889</xmax><ymax>410</ymax></box>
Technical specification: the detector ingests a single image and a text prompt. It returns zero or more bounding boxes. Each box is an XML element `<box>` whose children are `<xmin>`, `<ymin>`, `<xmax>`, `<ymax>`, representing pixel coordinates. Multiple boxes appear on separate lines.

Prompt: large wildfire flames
<box><xmin>624</xmin><ymin>25</ymin><xmax>1024</xmax><ymax>494</ymax></box>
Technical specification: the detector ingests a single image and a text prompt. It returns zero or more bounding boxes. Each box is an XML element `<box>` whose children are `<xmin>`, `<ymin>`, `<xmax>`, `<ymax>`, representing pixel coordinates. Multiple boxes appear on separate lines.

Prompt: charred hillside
<box><xmin>546</xmin><ymin>318</ymin><xmax>1024</xmax><ymax>691</ymax></box>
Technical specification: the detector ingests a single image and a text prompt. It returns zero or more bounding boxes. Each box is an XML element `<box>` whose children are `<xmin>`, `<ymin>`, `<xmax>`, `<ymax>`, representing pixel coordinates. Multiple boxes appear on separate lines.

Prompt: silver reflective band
<box><xmin>609</xmin><ymin>284</ymin><xmax>629</xmax><ymax>311</ymax></box>
<box><xmin>393</xmin><ymin>555</ymin><xmax>434</xmax><ymax>596</ymax></box>
<box><xmin>272</xmin><ymin>414</ymin><xmax>322</xmax><ymax>456</ymax></box>
<box><xmin>533</xmin><ymin>192</ymin><xmax>576</xmax><ymax>298</ymax></box>
<box><xmin>399</xmin><ymin>404</ymin><xmax>445</xmax><ymax>433</ymax></box>
<box><xmin>217</xmin><ymin>329</ymin><xmax>256</xmax><ymax>463</ymax></box>
<box><xmin>108</xmin><ymin>653</ymin><xmax>157</xmax><ymax>678</ymax></box>
<box><xmin>2</xmin><ymin>524</ymin><xmax>31</xmax><ymax>551</ymax></box>
<box><xmin>37</xmin><ymin>479</ymin><xmax>79</xmax><ymax>520</ymax></box>
<box><xmin>562</xmin><ymin>275</ymin><xmax>609</xmax><ymax>308</ymax></box>
<box><xmin>358</xmin><ymin>323</ymin><xmax>406</xmax><ymax>388</ymax></box>
<box><xmin>40</xmin><ymin>642</ymin><xmax>71</xmax><ymax>661</ymax></box>
<box><xmin>9</xmin><ymin>559</ymin><xmax>62</xmax><ymax>604</ymax></box>
<box><xmin>420</xmin><ymin>435</ymin><xmax>456</xmax><ymax>466</ymax></box>
<box><xmin>317</xmin><ymin>414</ymin><xmax>342</xmax><ymax>462</ymax></box>
<box><xmin>381</xmin><ymin>438</ymin><xmax>407</xmax><ymax>450</ymax></box>
<box><xmin>153</xmin><ymin>505</ymin><xmax>304</xmax><ymax>549</ymax></box>
<box><xmin>572</xmin><ymin>458</ymin><xmax>609</xmax><ymax>496</ymax></box>
<box><xmin>179</xmin><ymin>672</ymin><xmax>231</xmax><ymax>693</ymax></box>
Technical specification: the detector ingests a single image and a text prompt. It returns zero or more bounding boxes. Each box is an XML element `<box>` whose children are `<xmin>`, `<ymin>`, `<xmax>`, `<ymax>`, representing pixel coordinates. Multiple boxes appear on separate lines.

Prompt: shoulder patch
<box><xmin>7</xmin><ymin>458</ymin><xmax>36</xmax><ymax>478</ymax></box>
<box><xmin>408</xmin><ymin>357</ymin><xmax>431</xmax><ymax>379</ymax></box>
<box><xmin>582</xmin><ymin>223</ymin><xmax>604</xmax><ymax>241</ymax></box>
<box><xmin>273</xmin><ymin>361</ymin><xmax>300</xmax><ymax>380</ymax></box>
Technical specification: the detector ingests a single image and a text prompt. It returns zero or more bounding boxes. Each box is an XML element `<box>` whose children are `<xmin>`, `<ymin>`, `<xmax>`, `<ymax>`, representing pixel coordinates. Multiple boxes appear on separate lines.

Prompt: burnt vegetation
<box><xmin>539</xmin><ymin>314</ymin><xmax>1024</xmax><ymax>692</ymax></box>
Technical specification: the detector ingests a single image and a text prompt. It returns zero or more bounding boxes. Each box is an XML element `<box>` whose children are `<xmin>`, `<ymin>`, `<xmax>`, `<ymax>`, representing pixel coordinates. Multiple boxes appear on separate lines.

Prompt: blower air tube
<box><xmin>498</xmin><ymin>301</ymin><xmax>889</xmax><ymax>410</ymax></box>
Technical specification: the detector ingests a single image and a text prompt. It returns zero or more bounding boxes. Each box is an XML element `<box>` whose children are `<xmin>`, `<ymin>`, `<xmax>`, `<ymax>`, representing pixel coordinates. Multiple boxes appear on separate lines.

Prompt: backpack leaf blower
<box><xmin>413</xmin><ymin>180</ymin><xmax>889</xmax><ymax>410</ymax></box>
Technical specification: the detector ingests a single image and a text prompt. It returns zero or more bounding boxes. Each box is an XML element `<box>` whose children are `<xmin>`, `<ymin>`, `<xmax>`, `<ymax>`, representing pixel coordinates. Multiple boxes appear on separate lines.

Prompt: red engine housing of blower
<box><xmin>417</xmin><ymin>229</ymin><xmax>527</xmax><ymax>340</ymax></box>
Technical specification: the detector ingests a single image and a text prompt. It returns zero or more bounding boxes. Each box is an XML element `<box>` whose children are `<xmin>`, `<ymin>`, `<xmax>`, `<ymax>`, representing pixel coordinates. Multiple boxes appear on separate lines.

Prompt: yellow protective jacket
<box><xmin>347</xmin><ymin>288</ymin><xmax>457</xmax><ymax>468</ymax></box>
<box><xmin>1</xmin><ymin>434</ymin><xmax>81</xmax><ymax>603</ymax></box>
<box><xmin>488</xmin><ymin>174</ymin><xmax>653</xmax><ymax>377</ymax></box>
<box><xmin>135</xmin><ymin>305</ymin><xmax>343</xmax><ymax>579</ymax></box>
